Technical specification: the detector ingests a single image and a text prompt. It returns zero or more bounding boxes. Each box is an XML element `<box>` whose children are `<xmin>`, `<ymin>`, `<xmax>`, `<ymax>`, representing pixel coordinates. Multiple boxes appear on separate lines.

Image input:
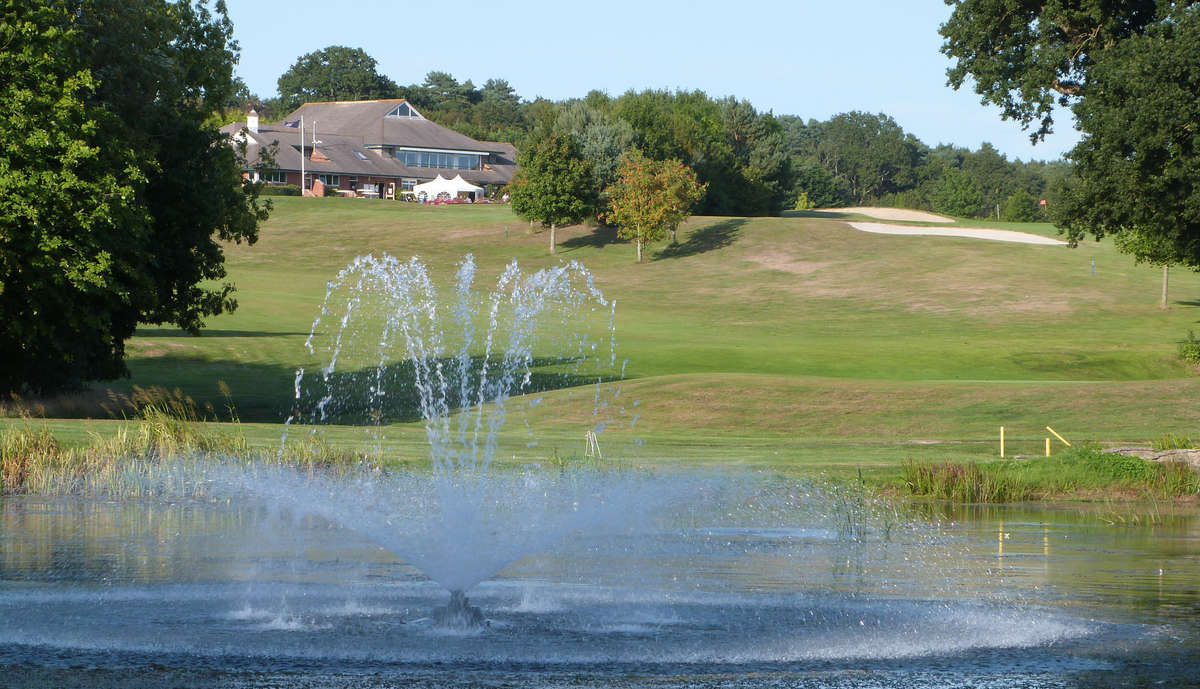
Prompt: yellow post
<box><xmin>1045</xmin><ymin>437</ymin><xmax>1051</xmax><ymax>457</ymax></box>
<box><xmin>1000</xmin><ymin>426</ymin><xmax>1005</xmax><ymax>458</ymax></box>
<box><xmin>1046</xmin><ymin>426</ymin><xmax>1071</xmax><ymax>447</ymax></box>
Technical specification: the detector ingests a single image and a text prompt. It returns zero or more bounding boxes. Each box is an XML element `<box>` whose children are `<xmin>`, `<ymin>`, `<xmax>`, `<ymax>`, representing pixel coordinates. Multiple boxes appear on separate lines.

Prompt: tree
<box><xmin>1002</xmin><ymin>189</ymin><xmax>1042</xmax><ymax>223</ymax></box>
<box><xmin>943</xmin><ymin>1</ymin><xmax>1200</xmax><ymax>269</ymax></box>
<box><xmin>815</xmin><ymin>112</ymin><xmax>926</xmax><ymax>204</ymax></box>
<box><xmin>508</xmin><ymin>133</ymin><xmax>594</xmax><ymax>254</ymax></box>
<box><xmin>0</xmin><ymin>0</ymin><xmax>268</xmax><ymax>394</ymax></box>
<box><xmin>605</xmin><ymin>151</ymin><xmax>707</xmax><ymax>263</ymax></box>
<box><xmin>276</xmin><ymin>45</ymin><xmax>399</xmax><ymax>110</ymax></box>
<box><xmin>929</xmin><ymin>167</ymin><xmax>983</xmax><ymax>218</ymax></box>
<box><xmin>1053</xmin><ymin>7</ymin><xmax>1200</xmax><ymax>268</ymax></box>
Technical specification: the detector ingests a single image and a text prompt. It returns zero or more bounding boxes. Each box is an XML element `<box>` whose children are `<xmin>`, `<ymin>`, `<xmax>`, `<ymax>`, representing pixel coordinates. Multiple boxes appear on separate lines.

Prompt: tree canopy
<box><xmin>508</xmin><ymin>133</ymin><xmax>595</xmax><ymax>254</ymax></box>
<box><xmin>605</xmin><ymin>151</ymin><xmax>707</xmax><ymax>263</ymax></box>
<box><xmin>944</xmin><ymin>1</ymin><xmax>1200</xmax><ymax>266</ymax></box>
<box><xmin>276</xmin><ymin>45</ymin><xmax>400</xmax><ymax>110</ymax></box>
<box><xmin>0</xmin><ymin>0</ymin><xmax>268</xmax><ymax>394</ymax></box>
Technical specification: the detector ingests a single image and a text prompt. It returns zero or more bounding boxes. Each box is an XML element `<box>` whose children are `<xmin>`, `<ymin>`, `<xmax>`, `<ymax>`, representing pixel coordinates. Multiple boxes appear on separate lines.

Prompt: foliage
<box><xmin>929</xmin><ymin>167</ymin><xmax>983</xmax><ymax>218</ymax></box>
<box><xmin>1179</xmin><ymin>330</ymin><xmax>1200</xmax><ymax>366</ymax></box>
<box><xmin>0</xmin><ymin>0</ymin><xmax>268</xmax><ymax>394</ymax></box>
<box><xmin>1054</xmin><ymin>8</ymin><xmax>1200</xmax><ymax>267</ymax></box>
<box><xmin>604</xmin><ymin>150</ymin><xmax>707</xmax><ymax>262</ymax></box>
<box><xmin>902</xmin><ymin>446</ymin><xmax>1200</xmax><ymax>502</ymax></box>
<box><xmin>276</xmin><ymin>45</ymin><xmax>399</xmax><ymax>110</ymax></box>
<box><xmin>944</xmin><ymin>2</ymin><xmax>1200</xmax><ymax>267</ymax></box>
<box><xmin>1002</xmin><ymin>189</ymin><xmax>1042</xmax><ymax>222</ymax></box>
<box><xmin>789</xmin><ymin>156</ymin><xmax>846</xmax><ymax>208</ymax></box>
<box><xmin>1152</xmin><ymin>433</ymin><xmax>1194</xmax><ymax>451</ymax></box>
<box><xmin>508</xmin><ymin>133</ymin><xmax>594</xmax><ymax>253</ymax></box>
<box><xmin>812</xmin><ymin>112</ymin><xmax>927</xmax><ymax>204</ymax></box>
<box><xmin>259</xmin><ymin>184</ymin><xmax>302</xmax><ymax>197</ymax></box>
<box><xmin>940</xmin><ymin>0</ymin><xmax>1171</xmax><ymax>142</ymax></box>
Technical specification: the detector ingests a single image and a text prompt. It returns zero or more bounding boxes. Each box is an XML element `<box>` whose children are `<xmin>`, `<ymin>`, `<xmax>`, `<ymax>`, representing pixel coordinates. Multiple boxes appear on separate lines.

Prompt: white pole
<box><xmin>299</xmin><ymin>115</ymin><xmax>305</xmax><ymax>195</ymax></box>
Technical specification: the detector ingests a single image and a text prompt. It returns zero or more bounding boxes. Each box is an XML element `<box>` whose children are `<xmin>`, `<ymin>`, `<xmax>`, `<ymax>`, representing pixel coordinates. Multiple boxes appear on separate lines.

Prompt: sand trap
<box><xmin>848</xmin><ymin>221</ymin><xmax>1067</xmax><ymax>245</ymax></box>
<box><xmin>814</xmin><ymin>207</ymin><xmax>955</xmax><ymax>223</ymax></box>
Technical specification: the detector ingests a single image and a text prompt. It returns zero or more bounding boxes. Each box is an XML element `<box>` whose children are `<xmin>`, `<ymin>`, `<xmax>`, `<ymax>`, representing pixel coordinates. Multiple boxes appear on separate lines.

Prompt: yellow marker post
<box><xmin>1000</xmin><ymin>426</ymin><xmax>1005</xmax><ymax>458</ymax></box>
<box><xmin>1045</xmin><ymin>438</ymin><xmax>1051</xmax><ymax>457</ymax></box>
<box><xmin>1046</xmin><ymin>426</ymin><xmax>1071</xmax><ymax>447</ymax></box>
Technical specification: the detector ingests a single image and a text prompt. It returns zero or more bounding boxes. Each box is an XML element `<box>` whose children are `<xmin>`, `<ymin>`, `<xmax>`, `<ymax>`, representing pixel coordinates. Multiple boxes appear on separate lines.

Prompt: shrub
<box><xmin>1179</xmin><ymin>330</ymin><xmax>1200</xmax><ymax>366</ymax></box>
<box><xmin>259</xmin><ymin>184</ymin><xmax>301</xmax><ymax>196</ymax></box>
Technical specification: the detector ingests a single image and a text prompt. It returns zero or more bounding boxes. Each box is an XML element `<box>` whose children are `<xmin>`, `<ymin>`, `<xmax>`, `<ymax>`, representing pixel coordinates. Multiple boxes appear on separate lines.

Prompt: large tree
<box><xmin>942</xmin><ymin>1</ymin><xmax>1200</xmax><ymax>266</ymax></box>
<box><xmin>276</xmin><ymin>45</ymin><xmax>400</xmax><ymax>110</ymax></box>
<box><xmin>0</xmin><ymin>0</ymin><xmax>269</xmax><ymax>394</ymax></box>
<box><xmin>605</xmin><ymin>151</ymin><xmax>707</xmax><ymax>263</ymax></box>
<box><xmin>508</xmin><ymin>133</ymin><xmax>595</xmax><ymax>255</ymax></box>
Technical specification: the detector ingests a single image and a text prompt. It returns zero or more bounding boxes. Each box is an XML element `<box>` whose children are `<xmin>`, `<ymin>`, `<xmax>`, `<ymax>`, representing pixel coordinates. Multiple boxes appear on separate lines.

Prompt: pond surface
<box><xmin>1</xmin><ymin>494</ymin><xmax>1198</xmax><ymax>688</ymax></box>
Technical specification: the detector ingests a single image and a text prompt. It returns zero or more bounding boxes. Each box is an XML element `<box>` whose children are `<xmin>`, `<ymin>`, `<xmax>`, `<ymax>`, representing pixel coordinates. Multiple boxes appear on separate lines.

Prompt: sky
<box><xmin>225</xmin><ymin>0</ymin><xmax>1080</xmax><ymax>163</ymax></box>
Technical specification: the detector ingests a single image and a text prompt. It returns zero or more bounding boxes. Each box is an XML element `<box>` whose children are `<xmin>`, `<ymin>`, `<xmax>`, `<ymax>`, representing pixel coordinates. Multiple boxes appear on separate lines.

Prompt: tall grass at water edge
<box><xmin>901</xmin><ymin>446</ymin><xmax>1200</xmax><ymax>502</ymax></box>
<box><xmin>0</xmin><ymin>387</ymin><xmax>382</xmax><ymax>496</ymax></box>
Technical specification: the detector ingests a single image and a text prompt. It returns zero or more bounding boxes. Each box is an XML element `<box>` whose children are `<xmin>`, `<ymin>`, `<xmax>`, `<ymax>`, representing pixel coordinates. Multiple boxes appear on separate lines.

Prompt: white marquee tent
<box><xmin>413</xmin><ymin>174</ymin><xmax>484</xmax><ymax>202</ymax></box>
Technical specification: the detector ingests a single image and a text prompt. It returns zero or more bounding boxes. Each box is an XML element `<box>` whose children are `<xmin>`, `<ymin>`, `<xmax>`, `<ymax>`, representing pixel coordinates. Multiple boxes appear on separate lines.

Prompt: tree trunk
<box><xmin>670</xmin><ymin>227</ymin><xmax>677</xmax><ymax>244</ymax></box>
<box><xmin>636</xmin><ymin>238</ymin><xmax>643</xmax><ymax>263</ymax></box>
<box><xmin>550</xmin><ymin>223</ymin><xmax>557</xmax><ymax>255</ymax></box>
<box><xmin>1161</xmin><ymin>264</ymin><xmax>1170</xmax><ymax>309</ymax></box>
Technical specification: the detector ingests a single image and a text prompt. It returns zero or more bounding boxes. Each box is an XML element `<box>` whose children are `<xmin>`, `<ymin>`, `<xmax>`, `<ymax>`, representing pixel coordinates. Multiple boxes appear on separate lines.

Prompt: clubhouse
<box><xmin>223</xmin><ymin>99</ymin><xmax>517</xmax><ymax>200</ymax></box>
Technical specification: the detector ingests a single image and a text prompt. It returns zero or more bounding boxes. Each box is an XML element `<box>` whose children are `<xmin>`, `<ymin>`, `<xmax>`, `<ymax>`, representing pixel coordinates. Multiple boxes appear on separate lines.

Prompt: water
<box><xmin>3</xmin><ymin>255</ymin><xmax>1199</xmax><ymax>686</ymax></box>
<box><xmin>1</xmin><ymin>497</ymin><xmax>1198</xmax><ymax>687</ymax></box>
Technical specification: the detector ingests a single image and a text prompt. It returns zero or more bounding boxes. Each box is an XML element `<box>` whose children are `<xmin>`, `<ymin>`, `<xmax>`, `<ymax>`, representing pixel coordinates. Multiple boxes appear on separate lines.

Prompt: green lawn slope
<box><xmin>18</xmin><ymin>197</ymin><xmax>1200</xmax><ymax>474</ymax></box>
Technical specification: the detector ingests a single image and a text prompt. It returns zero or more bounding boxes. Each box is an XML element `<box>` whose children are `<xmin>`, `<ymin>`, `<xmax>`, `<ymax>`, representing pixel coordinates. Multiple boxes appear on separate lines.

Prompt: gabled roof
<box><xmin>280</xmin><ymin>99</ymin><xmax>503</xmax><ymax>153</ymax></box>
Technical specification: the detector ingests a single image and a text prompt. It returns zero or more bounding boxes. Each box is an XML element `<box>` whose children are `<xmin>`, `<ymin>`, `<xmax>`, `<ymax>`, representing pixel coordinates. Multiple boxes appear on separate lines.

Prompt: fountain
<box><xmin>278</xmin><ymin>253</ymin><xmax>648</xmax><ymax>623</ymax></box>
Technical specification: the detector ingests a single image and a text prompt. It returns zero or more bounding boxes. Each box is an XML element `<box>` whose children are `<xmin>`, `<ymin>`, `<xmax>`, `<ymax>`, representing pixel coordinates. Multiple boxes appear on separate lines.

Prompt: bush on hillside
<box><xmin>260</xmin><ymin>184</ymin><xmax>301</xmax><ymax>196</ymax></box>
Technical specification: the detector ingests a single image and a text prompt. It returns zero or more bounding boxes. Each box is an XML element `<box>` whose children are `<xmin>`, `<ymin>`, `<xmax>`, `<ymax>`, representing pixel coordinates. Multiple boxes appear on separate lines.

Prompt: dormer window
<box><xmin>385</xmin><ymin>102</ymin><xmax>424</xmax><ymax>120</ymax></box>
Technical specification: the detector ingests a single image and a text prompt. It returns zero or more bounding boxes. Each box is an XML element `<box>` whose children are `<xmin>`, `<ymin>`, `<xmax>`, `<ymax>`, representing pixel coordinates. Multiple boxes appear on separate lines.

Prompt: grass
<box><xmin>900</xmin><ymin>446</ymin><xmax>1200</xmax><ymax>502</ymax></box>
<box><xmin>7</xmin><ymin>196</ymin><xmax>1200</xmax><ymax>499</ymax></box>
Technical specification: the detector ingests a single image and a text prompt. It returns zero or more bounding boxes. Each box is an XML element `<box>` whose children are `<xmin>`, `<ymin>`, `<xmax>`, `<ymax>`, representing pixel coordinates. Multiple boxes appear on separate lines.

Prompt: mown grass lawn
<box><xmin>15</xmin><ymin>196</ymin><xmax>1200</xmax><ymax>475</ymax></box>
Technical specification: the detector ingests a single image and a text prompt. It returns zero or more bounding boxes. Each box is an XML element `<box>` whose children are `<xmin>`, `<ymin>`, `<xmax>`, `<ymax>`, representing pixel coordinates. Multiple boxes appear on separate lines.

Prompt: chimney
<box><xmin>247</xmin><ymin>108</ymin><xmax>259</xmax><ymax>133</ymax></box>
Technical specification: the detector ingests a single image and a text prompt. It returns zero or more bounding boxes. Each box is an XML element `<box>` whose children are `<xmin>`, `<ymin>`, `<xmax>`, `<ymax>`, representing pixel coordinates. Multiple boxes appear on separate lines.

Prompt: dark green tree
<box><xmin>815</xmin><ymin>112</ymin><xmax>926</xmax><ymax>204</ymax></box>
<box><xmin>1052</xmin><ymin>6</ymin><xmax>1200</xmax><ymax>268</ymax></box>
<box><xmin>276</xmin><ymin>45</ymin><xmax>399</xmax><ymax>110</ymax></box>
<box><xmin>929</xmin><ymin>167</ymin><xmax>984</xmax><ymax>218</ymax></box>
<box><xmin>0</xmin><ymin>0</ymin><xmax>269</xmax><ymax>394</ymax></box>
<box><xmin>508</xmin><ymin>133</ymin><xmax>595</xmax><ymax>255</ymax></box>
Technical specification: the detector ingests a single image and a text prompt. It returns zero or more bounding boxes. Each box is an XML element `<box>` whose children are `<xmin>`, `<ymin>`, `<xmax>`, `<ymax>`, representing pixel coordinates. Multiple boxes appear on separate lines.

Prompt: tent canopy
<box><xmin>413</xmin><ymin>173</ymin><xmax>484</xmax><ymax>201</ymax></box>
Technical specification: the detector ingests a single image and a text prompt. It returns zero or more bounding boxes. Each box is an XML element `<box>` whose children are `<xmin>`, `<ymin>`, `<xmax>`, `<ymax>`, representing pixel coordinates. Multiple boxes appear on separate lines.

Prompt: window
<box><xmin>318</xmin><ymin>174</ymin><xmax>340</xmax><ymax>187</ymax></box>
<box><xmin>385</xmin><ymin>102</ymin><xmax>424</xmax><ymax>119</ymax></box>
<box><xmin>353</xmin><ymin>151</ymin><xmax>369</xmax><ymax>160</ymax></box>
<box><xmin>395</xmin><ymin>149</ymin><xmax>482</xmax><ymax>170</ymax></box>
<box><xmin>401</xmin><ymin>178</ymin><xmax>418</xmax><ymax>190</ymax></box>
<box><xmin>264</xmin><ymin>170</ymin><xmax>288</xmax><ymax>184</ymax></box>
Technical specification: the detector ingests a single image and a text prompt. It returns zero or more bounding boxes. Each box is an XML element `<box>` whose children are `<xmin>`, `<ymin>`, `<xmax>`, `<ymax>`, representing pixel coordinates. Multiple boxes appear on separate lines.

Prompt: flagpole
<box><xmin>299</xmin><ymin>115</ymin><xmax>305</xmax><ymax>196</ymax></box>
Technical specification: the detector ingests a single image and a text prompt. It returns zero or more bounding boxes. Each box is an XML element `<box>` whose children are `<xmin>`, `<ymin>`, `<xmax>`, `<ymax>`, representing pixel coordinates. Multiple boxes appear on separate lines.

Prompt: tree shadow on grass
<box><xmin>558</xmin><ymin>224</ymin><xmax>621</xmax><ymax>252</ymax></box>
<box><xmin>654</xmin><ymin>218</ymin><xmax>746</xmax><ymax>260</ymax></box>
<box><xmin>135</xmin><ymin>328</ymin><xmax>310</xmax><ymax>338</ymax></box>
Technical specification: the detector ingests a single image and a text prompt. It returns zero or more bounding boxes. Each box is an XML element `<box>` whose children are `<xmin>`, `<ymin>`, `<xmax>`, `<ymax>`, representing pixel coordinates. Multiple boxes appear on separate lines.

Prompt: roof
<box><xmin>280</xmin><ymin>99</ymin><xmax>504</xmax><ymax>153</ymax></box>
<box><xmin>221</xmin><ymin>119</ymin><xmax>518</xmax><ymax>186</ymax></box>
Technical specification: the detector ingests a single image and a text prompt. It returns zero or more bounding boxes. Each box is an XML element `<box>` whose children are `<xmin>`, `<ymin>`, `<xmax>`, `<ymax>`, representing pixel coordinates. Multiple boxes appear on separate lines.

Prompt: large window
<box><xmin>318</xmin><ymin>174</ymin><xmax>340</xmax><ymax>187</ymax></box>
<box><xmin>264</xmin><ymin>170</ymin><xmax>288</xmax><ymax>184</ymax></box>
<box><xmin>395</xmin><ymin>149</ymin><xmax>481</xmax><ymax>170</ymax></box>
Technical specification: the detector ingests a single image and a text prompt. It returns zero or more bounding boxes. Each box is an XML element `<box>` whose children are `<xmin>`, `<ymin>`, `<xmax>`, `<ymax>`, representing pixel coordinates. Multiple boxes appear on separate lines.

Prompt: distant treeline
<box><xmin>233</xmin><ymin>46</ymin><xmax>1069</xmax><ymax>220</ymax></box>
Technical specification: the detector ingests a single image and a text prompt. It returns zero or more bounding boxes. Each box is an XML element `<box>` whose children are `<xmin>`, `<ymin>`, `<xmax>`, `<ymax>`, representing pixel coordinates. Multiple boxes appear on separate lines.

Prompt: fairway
<box><xmin>41</xmin><ymin>197</ymin><xmax>1200</xmax><ymax>470</ymax></box>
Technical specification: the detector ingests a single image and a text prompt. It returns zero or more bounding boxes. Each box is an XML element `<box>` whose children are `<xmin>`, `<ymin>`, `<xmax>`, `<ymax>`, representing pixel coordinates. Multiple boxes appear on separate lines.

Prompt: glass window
<box><xmin>401</xmin><ymin>178</ymin><xmax>417</xmax><ymax>190</ymax></box>
<box><xmin>318</xmin><ymin>174</ymin><xmax>340</xmax><ymax>187</ymax></box>
<box><xmin>354</xmin><ymin>151</ymin><xmax>368</xmax><ymax>160</ymax></box>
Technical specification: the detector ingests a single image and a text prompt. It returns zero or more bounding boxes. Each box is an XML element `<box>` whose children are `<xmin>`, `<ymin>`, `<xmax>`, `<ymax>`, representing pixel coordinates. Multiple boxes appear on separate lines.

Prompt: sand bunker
<box><xmin>814</xmin><ymin>207</ymin><xmax>955</xmax><ymax>223</ymax></box>
<box><xmin>848</xmin><ymin>221</ymin><xmax>1067</xmax><ymax>246</ymax></box>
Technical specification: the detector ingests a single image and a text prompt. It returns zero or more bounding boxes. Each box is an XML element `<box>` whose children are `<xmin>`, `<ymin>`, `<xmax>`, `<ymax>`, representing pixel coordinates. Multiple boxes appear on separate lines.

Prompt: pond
<box><xmin>1</xmin><ymin>490</ymin><xmax>1197</xmax><ymax>688</ymax></box>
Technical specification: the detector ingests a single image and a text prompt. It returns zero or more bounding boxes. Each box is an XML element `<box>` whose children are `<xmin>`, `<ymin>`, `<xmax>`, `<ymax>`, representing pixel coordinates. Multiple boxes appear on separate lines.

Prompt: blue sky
<box><xmin>225</xmin><ymin>0</ymin><xmax>1079</xmax><ymax>162</ymax></box>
